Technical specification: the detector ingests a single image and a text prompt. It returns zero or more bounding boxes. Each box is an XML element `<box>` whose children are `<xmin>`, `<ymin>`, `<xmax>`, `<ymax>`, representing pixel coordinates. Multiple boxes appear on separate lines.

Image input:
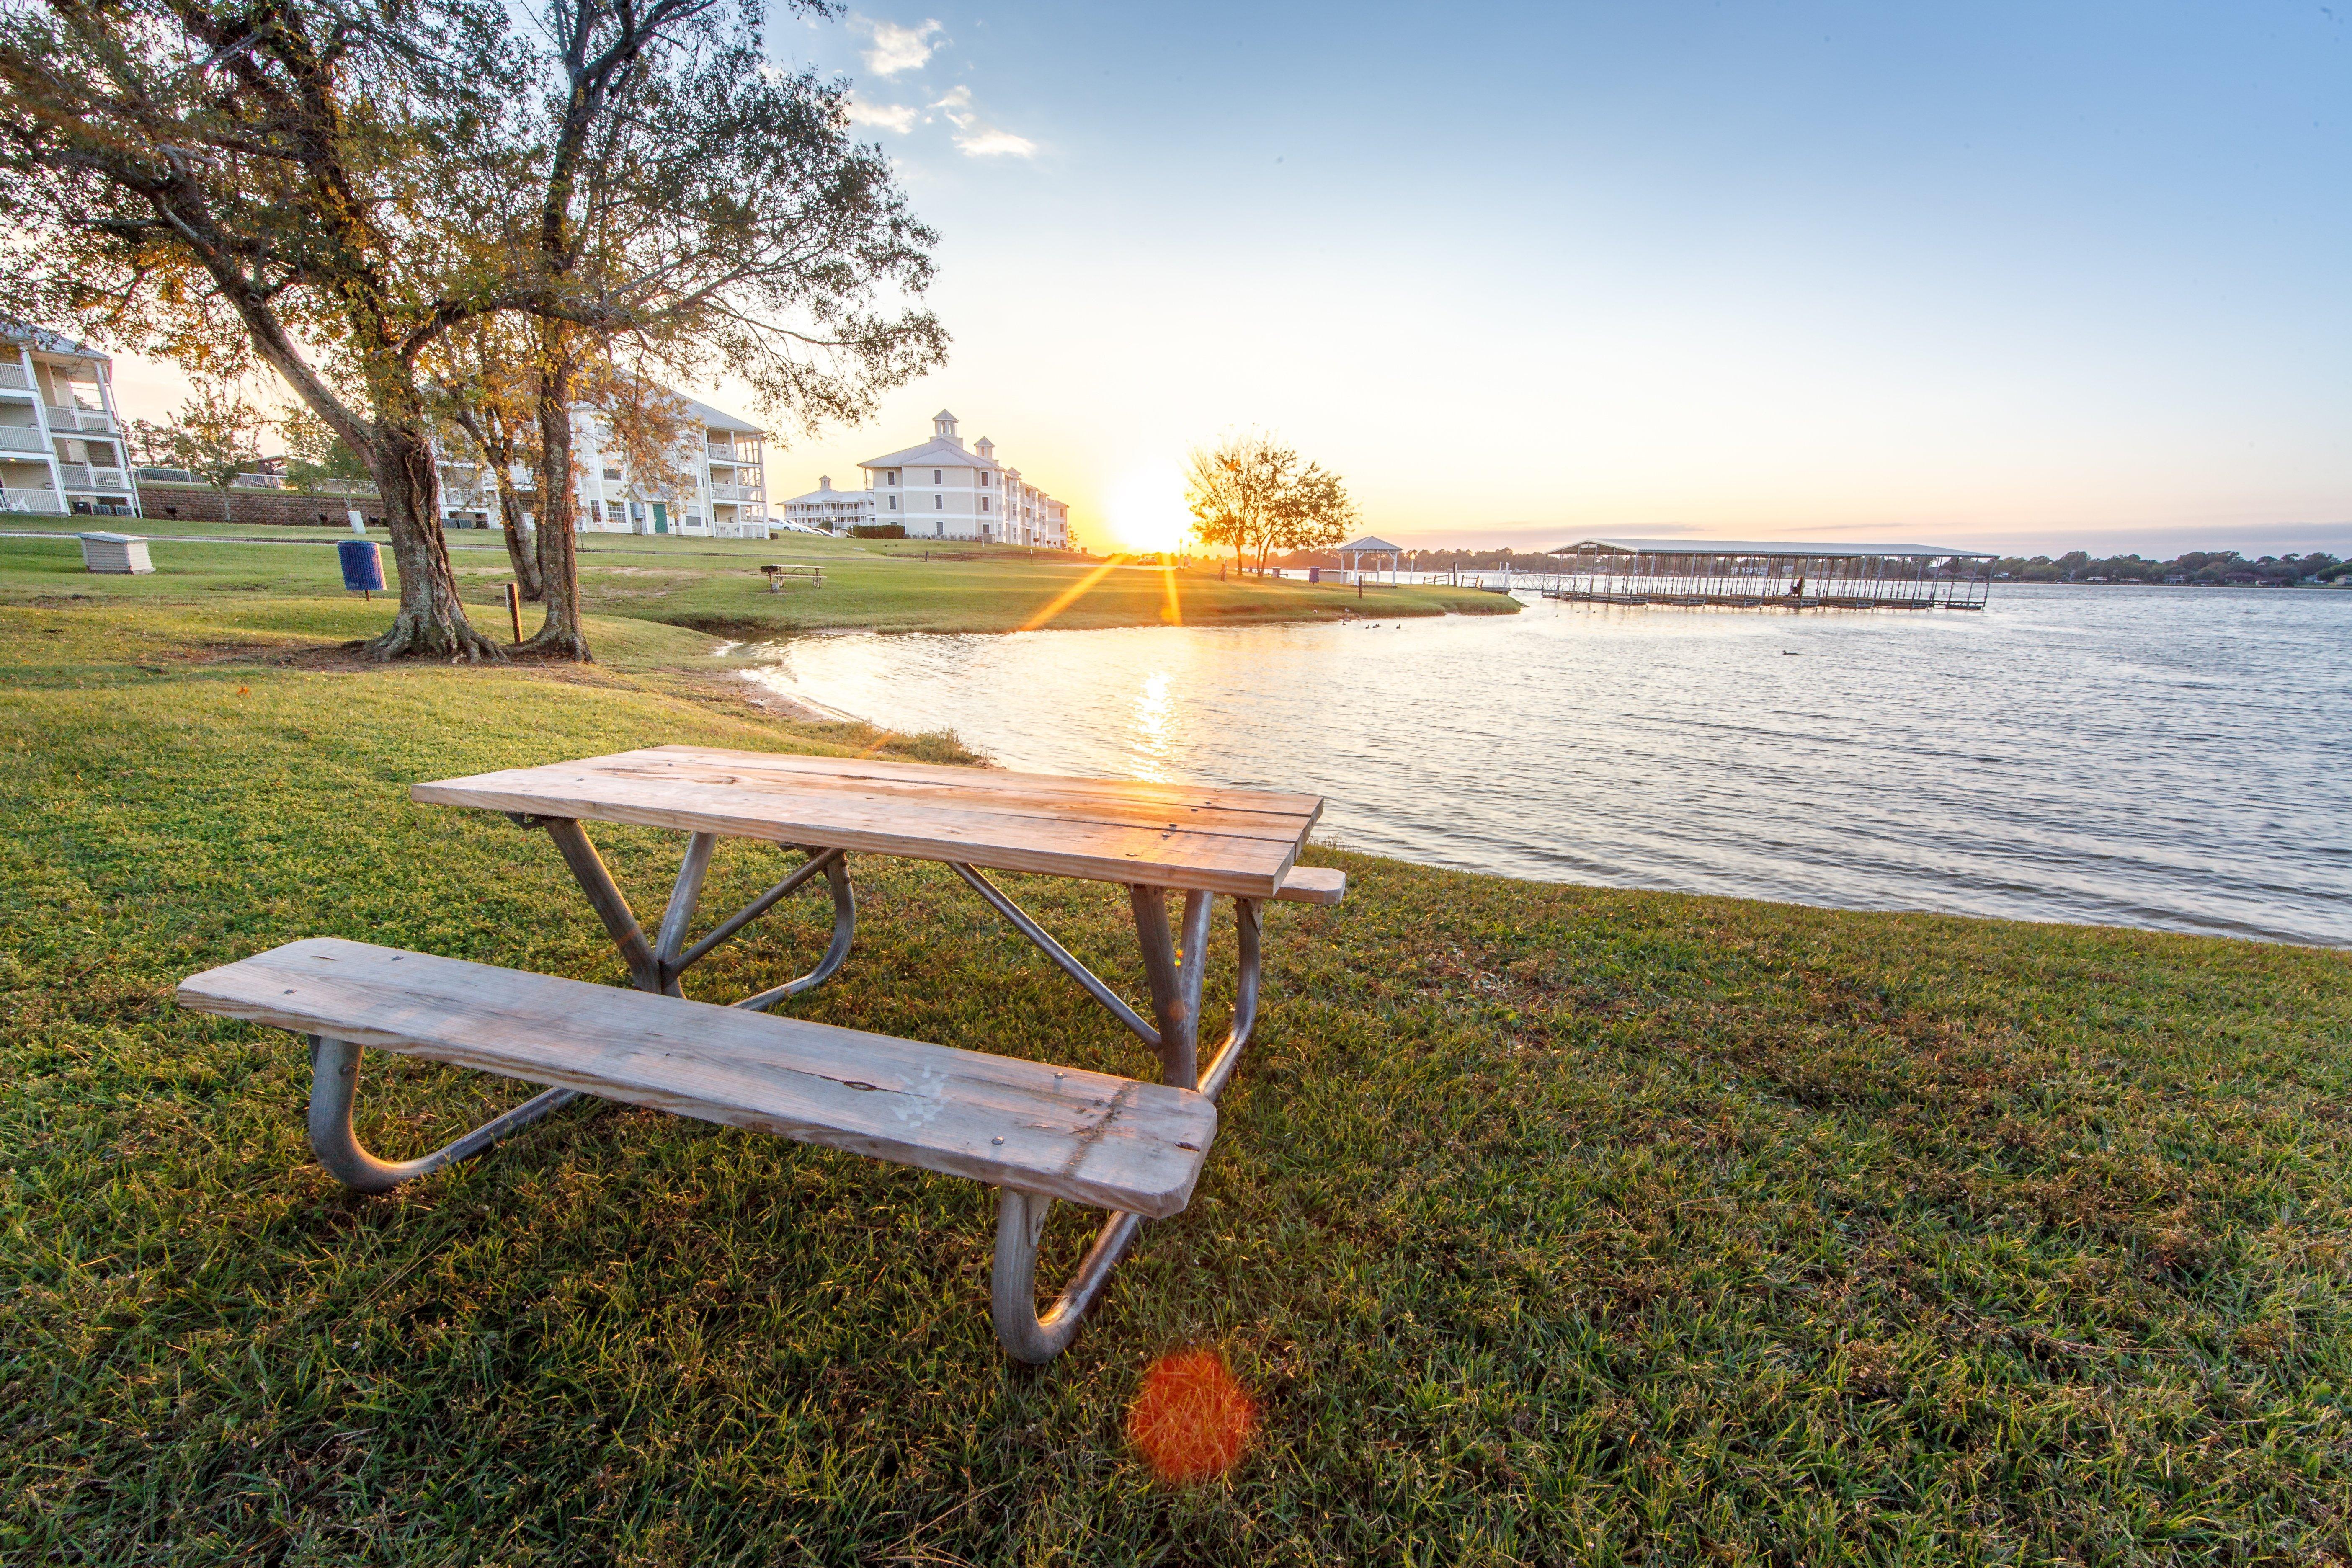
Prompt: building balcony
<box><xmin>58</xmin><ymin>464</ymin><xmax>130</xmax><ymax>491</ymax></box>
<box><xmin>0</xmin><ymin>365</ymin><xmax>28</xmax><ymax>391</ymax></box>
<box><xmin>0</xmin><ymin>485</ymin><xmax>61</xmax><ymax>512</ymax></box>
<box><xmin>45</xmin><ymin>404</ymin><xmax>115</xmax><ymax>434</ymax></box>
<box><xmin>0</xmin><ymin>426</ymin><xmax>46</xmax><ymax>453</ymax></box>
<box><xmin>710</xmin><ymin>482</ymin><xmax>763</xmax><ymax>502</ymax></box>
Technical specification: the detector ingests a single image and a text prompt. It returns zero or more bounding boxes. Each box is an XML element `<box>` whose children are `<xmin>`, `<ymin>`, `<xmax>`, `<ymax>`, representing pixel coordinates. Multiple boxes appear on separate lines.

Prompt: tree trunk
<box><xmin>453</xmin><ymin>405</ymin><xmax>543</xmax><ymax>601</ymax></box>
<box><xmin>498</xmin><ymin>483</ymin><xmax>543</xmax><ymax>602</ymax></box>
<box><xmin>522</xmin><ymin>345</ymin><xmax>592</xmax><ymax>661</ymax></box>
<box><xmin>362</xmin><ymin>421</ymin><xmax>502</xmax><ymax>662</ymax></box>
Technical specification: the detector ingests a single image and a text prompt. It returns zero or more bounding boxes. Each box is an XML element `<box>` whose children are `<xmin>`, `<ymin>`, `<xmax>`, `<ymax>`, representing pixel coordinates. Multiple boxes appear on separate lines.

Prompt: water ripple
<box><xmin>743</xmin><ymin>586</ymin><xmax>2352</xmax><ymax>948</ymax></box>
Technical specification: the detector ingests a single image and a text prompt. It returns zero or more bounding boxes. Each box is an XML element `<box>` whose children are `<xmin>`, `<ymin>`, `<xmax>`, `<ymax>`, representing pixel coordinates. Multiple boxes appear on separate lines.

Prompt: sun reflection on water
<box><xmin>1129</xmin><ymin>669</ymin><xmax>1174</xmax><ymax>779</ymax></box>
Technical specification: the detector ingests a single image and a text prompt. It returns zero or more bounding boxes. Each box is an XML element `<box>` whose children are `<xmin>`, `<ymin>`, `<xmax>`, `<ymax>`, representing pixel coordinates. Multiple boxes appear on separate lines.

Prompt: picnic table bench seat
<box><xmin>179</xmin><ymin>938</ymin><xmax>1218</xmax><ymax>1359</ymax></box>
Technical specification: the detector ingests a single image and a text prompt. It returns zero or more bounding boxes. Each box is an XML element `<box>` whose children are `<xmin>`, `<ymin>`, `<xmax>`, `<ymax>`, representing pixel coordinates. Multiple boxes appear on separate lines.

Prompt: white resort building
<box><xmin>437</xmin><ymin>392</ymin><xmax>769</xmax><ymax>538</ymax></box>
<box><xmin>780</xmin><ymin>475</ymin><xmax>876</xmax><ymax>533</ymax></box>
<box><xmin>843</xmin><ymin>410</ymin><xmax>1070</xmax><ymax>547</ymax></box>
<box><xmin>0</xmin><ymin>328</ymin><xmax>139</xmax><ymax>519</ymax></box>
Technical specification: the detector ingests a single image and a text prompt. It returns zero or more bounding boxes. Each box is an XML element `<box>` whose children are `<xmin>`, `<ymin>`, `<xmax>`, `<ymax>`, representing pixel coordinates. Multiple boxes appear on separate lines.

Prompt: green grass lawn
<box><xmin>4</xmin><ymin>600</ymin><xmax>2351</xmax><ymax>1564</ymax></box>
<box><xmin>0</xmin><ymin>523</ymin><xmax>1512</xmax><ymax>639</ymax></box>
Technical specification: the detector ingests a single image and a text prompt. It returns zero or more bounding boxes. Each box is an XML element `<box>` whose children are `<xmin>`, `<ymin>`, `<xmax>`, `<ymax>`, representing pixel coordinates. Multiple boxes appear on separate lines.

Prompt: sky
<box><xmin>110</xmin><ymin>2</ymin><xmax>2352</xmax><ymax>557</ymax></box>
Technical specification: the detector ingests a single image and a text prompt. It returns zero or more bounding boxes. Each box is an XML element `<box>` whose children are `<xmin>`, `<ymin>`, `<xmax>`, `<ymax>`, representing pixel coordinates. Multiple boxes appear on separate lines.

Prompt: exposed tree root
<box><xmin>364</xmin><ymin>607</ymin><xmax>507</xmax><ymax>663</ymax></box>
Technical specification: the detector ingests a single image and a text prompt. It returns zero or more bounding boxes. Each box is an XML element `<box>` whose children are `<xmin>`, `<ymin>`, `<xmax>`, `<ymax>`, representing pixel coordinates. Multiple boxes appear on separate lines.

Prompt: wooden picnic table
<box><xmin>179</xmin><ymin>745</ymin><xmax>1345</xmax><ymax>1363</ymax></box>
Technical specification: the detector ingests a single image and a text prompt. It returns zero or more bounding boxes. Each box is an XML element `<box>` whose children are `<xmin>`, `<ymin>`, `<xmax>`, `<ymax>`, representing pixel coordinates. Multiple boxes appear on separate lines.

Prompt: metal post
<box><xmin>505</xmin><ymin>581</ymin><xmax>522</xmax><ymax>642</ymax></box>
<box><xmin>1130</xmin><ymin>886</ymin><xmax>1210</xmax><ymax>1090</ymax></box>
<box><xmin>652</xmin><ymin>831</ymin><xmax>718</xmax><ymax>996</ymax></box>
<box><xmin>537</xmin><ymin>817</ymin><xmax>663</xmax><ymax>992</ymax></box>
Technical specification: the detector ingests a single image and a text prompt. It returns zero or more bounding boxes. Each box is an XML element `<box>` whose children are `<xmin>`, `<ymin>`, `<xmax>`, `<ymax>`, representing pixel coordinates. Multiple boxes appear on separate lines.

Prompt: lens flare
<box><xmin>1127</xmin><ymin>1349</ymin><xmax>1255</xmax><ymax>1482</ymax></box>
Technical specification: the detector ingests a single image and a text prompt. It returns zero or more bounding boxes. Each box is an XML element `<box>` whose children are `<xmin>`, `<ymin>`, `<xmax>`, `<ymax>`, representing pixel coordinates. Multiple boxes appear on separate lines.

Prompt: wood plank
<box><xmin>1273</xmin><ymin>865</ymin><xmax>1346</xmax><ymax>905</ymax></box>
<box><xmin>647</xmin><ymin>747</ymin><xmax>1323</xmax><ymax>820</ymax></box>
<box><xmin>592</xmin><ymin>750</ymin><xmax>1318</xmax><ymax>845</ymax></box>
<box><xmin>413</xmin><ymin>747</ymin><xmax>1322</xmax><ymax>898</ymax></box>
<box><xmin>178</xmin><ymin>939</ymin><xmax>1216</xmax><ymax>1218</ymax></box>
<box><xmin>417</xmin><ymin>771</ymin><xmax>1297</xmax><ymax>895</ymax></box>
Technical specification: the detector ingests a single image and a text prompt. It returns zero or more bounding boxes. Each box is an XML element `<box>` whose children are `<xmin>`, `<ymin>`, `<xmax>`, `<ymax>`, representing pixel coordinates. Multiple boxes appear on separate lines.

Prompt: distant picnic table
<box><xmin>760</xmin><ymin>563</ymin><xmax>822</xmax><ymax>590</ymax></box>
<box><xmin>181</xmin><ymin>746</ymin><xmax>1344</xmax><ymax>1362</ymax></box>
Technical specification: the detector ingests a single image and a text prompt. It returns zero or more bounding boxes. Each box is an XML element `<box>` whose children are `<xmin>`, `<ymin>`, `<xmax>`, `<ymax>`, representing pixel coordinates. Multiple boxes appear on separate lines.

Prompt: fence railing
<box><xmin>45</xmin><ymin>405</ymin><xmax>114</xmax><ymax>434</ymax></box>
<box><xmin>0</xmin><ymin>425</ymin><xmax>47</xmax><ymax>453</ymax></box>
<box><xmin>0</xmin><ymin>364</ymin><xmax>28</xmax><ymax>390</ymax></box>
<box><xmin>0</xmin><ymin>487</ymin><xmax>62</xmax><ymax>512</ymax></box>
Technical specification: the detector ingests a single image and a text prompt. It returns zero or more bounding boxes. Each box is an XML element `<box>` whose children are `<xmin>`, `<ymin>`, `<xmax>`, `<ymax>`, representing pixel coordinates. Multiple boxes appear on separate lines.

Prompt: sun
<box><xmin>1101</xmin><ymin>464</ymin><xmax>1191</xmax><ymax>554</ymax></box>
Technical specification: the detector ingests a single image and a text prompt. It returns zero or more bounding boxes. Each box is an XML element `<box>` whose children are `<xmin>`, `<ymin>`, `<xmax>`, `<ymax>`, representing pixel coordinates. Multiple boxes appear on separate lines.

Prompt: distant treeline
<box><xmin>1266</xmin><ymin>544</ymin><xmax>2350</xmax><ymax>585</ymax></box>
<box><xmin>1271</xmin><ymin>546</ymin><xmax>1553</xmax><ymax>571</ymax></box>
<box><xmin>1995</xmin><ymin>550</ymin><xmax>2347</xmax><ymax>585</ymax></box>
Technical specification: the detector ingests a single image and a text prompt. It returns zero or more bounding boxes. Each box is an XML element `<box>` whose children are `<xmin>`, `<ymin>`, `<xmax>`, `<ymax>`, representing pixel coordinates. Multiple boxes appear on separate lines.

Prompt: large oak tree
<box><xmin>0</xmin><ymin>0</ymin><xmax>532</xmax><ymax>658</ymax></box>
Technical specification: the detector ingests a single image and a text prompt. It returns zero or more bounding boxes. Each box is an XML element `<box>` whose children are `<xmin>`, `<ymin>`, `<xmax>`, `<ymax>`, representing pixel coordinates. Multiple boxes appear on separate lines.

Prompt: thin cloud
<box><xmin>931</xmin><ymin>85</ymin><xmax>1037</xmax><ymax>158</ymax></box>
<box><xmin>954</xmin><ymin>126</ymin><xmax>1037</xmax><ymax>158</ymax></box>
<box><xmin>848</xmin><ymin>97</ymin><xmax>918</xmax><ymax>134</ymax></box>
<box><xmin>856</xmin><ymin>16</ymin><xmax>941</xmax><ymax>77</ymax></box>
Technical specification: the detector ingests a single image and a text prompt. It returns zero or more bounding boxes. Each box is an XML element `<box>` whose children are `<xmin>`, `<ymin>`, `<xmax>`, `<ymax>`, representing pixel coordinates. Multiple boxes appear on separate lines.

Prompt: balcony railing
<box><xmin>709</xmin><ymin>482</ymin><xmax>765</xmax><ymax>502</ymax></box>
<box><xmin>57</xmin><ymin>463</ymin><xmax>129</xmax><ymax>492</ymax></box>
<box><xmin>0</xmin><ymin>365</ymin><xmax>28</xmax><ymax>391</ymax></box>
<box><xmin>0</xmin><ymin>486</ymin><xmax>61</xmax><ymax>513</ymax></box>
<box><xmin>44</xmin><ymin>404</ymin><xmax>113</xmax><ymax>434</ymax></box>
<box><xmin>0</xmin><ymin>426</ymin><xmax>46</xmax><ymax>453</ymax></box>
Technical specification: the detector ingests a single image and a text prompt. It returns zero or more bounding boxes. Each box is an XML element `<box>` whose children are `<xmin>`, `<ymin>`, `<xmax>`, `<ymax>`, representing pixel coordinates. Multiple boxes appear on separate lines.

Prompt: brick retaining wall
<box><xmin>133</xmin><ymin>482</ymin><xmax>383</xmax><ymax>527</ymax></box>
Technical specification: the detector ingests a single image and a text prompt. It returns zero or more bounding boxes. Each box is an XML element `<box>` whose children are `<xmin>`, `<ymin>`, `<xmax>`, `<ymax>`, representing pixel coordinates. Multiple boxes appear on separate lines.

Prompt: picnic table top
<box><xmin>413</xmin><ymin>745</ymin><xmax>1324</xmax><ymax>898</ymax></box>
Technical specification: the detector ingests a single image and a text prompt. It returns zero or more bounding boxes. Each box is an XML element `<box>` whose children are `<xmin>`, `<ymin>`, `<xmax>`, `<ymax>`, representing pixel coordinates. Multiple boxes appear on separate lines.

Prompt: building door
<box><xmin>652</xmin><ymin>502</ymin><xmax>668</xmax><ymax>534</ymax></box>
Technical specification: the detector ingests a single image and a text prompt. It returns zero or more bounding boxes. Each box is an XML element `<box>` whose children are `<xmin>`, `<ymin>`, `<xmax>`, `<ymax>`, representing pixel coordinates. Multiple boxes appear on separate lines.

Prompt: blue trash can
<box><xmin>337</xmin><ymin>538</ymin><xmax>385</xmax><ymax>595</ymax></box>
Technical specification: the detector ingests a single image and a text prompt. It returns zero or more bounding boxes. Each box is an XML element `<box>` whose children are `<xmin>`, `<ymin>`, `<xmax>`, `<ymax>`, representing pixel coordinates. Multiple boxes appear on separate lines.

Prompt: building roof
<box><xmin>782</xmin><ymin>483</ymin><xmax>874</xmax><ymax>506</ymax></box>
<box><xmin>859</xmin><ymin>436</ymin><xmax>1000</xmax><ymax>472</ymax></box>
<box><xmin>0</xmin><ymin>322</ymin><xmax>107</xmax><ymax>361</ymax></box>
<box><xmin>1338</xmin><ymin>535</ymin><xmax>1405</xmax><ymax>553</ymax></box>
<box><xmin>680</xmin><ymin>395</ymin><xmax>761</xmax><ymax>436</ymax></box>
<box><xmin>1554</xmin><ymin>536</ymin><xmax>1994</xmax><ymax>560</ymax></box>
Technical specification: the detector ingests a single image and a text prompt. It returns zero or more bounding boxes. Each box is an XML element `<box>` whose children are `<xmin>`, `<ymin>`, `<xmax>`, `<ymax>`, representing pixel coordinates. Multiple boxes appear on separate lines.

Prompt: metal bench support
<box><xmin>992</xmin><ymin>1189</ymin><xmax>1145</xmax><ymax>1364</ymax></box>
<box><xmin>307</xmin><ymin>1034</ymin><xmax>578</xmax><ymax>1194</ymax></box>
<box><xmin>963</xmin><ymin>876</ymin><xmax>1264</xmax><ymax>1361</ymax></box>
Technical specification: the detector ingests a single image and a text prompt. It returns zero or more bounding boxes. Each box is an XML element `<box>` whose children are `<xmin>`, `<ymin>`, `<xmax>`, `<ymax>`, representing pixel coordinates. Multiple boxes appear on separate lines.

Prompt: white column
<box><xmin>23</xmin><ymin>349</ymin><xmax>66</xmax><ymax>515</ymax></box>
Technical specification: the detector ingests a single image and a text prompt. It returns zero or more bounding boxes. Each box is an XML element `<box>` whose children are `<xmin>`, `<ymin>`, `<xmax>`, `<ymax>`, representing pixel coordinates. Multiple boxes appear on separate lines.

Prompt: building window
<box><xmin>934</xmin><ymin>495</ymin><xmax>942</xmax><ymax>509</ymax></box>
<box><xmin>932</xmin><ymin>469</ymin><xmax>941</xmax><ymax>484</ymax></box>
<box><xmin>602</xmin><ymin>467</ymin><xmax>621</xmax><ymax>480</ymax></box>
<box><xmin>888</xmin><ymin>495</ymin><xmax>897</xmax><ymax>510</ymax></box>
<box><xmin>605</xmin><ymin>501</ymin><xmax>625</xmax><ymax>524</ymax></box>
<box><xmin>980</xmin><ymin>497</ymin><xmax>990</xmax><ymax>511</ymax></box>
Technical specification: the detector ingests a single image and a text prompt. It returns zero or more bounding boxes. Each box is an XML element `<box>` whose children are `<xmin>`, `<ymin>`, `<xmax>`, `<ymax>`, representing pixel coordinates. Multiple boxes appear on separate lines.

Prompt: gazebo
<box><xmin>1336</xmin><ymin>534</ymin><xmax>1404</xmax><ymax>585</ymax></box>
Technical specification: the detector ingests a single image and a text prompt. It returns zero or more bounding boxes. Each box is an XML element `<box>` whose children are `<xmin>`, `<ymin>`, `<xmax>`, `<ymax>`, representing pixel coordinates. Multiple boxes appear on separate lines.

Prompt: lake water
<box><xmin>743</xmin><ymin>587</ymin><xmax>2352</xmax><ymax>948</ymax></box>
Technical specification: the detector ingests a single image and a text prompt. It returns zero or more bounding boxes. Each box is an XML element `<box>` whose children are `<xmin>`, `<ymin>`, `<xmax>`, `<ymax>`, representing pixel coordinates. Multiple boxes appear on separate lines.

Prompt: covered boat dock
<box><xmin>1545</xmin><ymin>537</ymin><xmax>1996</xmax><ymax>610</ymax></box>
